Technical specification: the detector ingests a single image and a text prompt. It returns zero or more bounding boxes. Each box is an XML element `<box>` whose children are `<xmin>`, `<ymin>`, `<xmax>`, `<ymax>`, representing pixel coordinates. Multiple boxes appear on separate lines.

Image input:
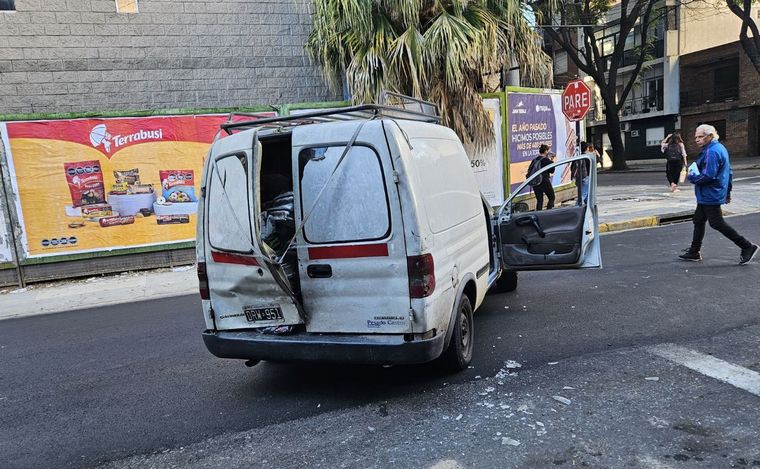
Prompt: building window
<box><xmin>115</xmin><ymin>0</ymin><xmax>138</xmax><ymax>13</ymax></box>
<box><xmin>0</xmin><ymin>0</ymin><xmax>15</xmax><ymax>11</ymax></box>
<box><xmin>714</xmin><ymin>60</ymin><xmax>739</xmax><ymax>101</ymax></box>
<box><xmin>553</xmin><ymin>51</ymin><xmax>568</xmax><ymax>75</ymax></box>
<box><xmin>646</xmin><ymin>127</ymin><xmax>664</xmax><ymax>146</ymax></box>
<box><xmin>646</xmin><ymin>77</ymin><xmax>664</xmax><ymax>111</ymax></box>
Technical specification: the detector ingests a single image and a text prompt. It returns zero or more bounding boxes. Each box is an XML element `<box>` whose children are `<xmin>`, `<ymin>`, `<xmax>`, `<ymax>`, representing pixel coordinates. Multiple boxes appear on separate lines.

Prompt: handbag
<box><xmin>679</xmin><ymin>167</ymin><xmax>687</xmax><ymax>184</ymax></box>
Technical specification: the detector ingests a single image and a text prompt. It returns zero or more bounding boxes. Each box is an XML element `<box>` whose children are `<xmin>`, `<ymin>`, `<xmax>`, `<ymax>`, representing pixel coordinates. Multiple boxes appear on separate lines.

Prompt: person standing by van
<box><xmin>529</xmin><ymin>144</ymin><xmax>555</xmax><ymax>210</ymax></box>
<box><xmin>588</xmin><ymin>142</ymin><xmax>602</xmax><ymax>168</ymax></box>
<box><xmin>661</xmin><ymin>132</ymin><xmax>688</xmax><ymax>192</ymax></box>
<box><xmin>678</xmin><ymin>124</ymin><xmax>758</xmax><ymax>264</ymax></box>
<box><xmin>571</xmin><ymin>142</ymin><xmax>592</xmax><ymax>204</ymax></box>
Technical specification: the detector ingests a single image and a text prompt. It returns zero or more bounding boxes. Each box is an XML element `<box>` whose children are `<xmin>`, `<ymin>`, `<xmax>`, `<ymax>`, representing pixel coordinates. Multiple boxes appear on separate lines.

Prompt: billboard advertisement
<box><xmin>506</xmin><ymin>90</ymin><xmax>582</xmax><ymax>194</ymax></box>
<box><xmin>464</xmin><ymin>98</ymin><xmax>505</xmax><ymax>207</ymax></box>
<box><xmin>0</xmin><ymin>114</ymin><xmax>269</xmax><ymax>258</ymax></box>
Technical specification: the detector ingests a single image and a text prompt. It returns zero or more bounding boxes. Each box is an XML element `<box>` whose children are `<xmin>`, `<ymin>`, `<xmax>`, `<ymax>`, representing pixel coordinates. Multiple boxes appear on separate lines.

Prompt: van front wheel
<box><xmin>439</xmin><ymin>296</ymin><xmax>474</xmax><ymax>372</ymax></box>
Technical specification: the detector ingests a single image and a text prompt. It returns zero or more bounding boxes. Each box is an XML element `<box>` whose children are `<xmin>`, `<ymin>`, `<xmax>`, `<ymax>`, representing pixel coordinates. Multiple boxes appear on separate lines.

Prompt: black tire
<box><xmin>438</xmin><ymin>295</ymin><xmax>474</xmax><ymax>372</ymax></box>
<box><xmin>489</xmin><ymin>271</ymin><xmax>518</xmax><ymax>294</ymax></box>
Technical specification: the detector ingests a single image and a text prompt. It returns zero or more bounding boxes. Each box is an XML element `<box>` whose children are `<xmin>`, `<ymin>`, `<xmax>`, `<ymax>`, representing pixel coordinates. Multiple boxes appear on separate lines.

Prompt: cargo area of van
<box><xmin>257</xmin><ymin>133</ymin><xmax>299</xmax><ymax>299</ymax></box>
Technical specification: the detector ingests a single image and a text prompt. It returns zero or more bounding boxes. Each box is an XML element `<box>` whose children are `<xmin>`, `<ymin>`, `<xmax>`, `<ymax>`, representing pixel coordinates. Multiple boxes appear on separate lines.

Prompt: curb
<box><xmin>599</xmin><ymin>216</ymin><xmax>659</xmax><ymax>233</ymax></box>
<box><xmin>0</xmin><ymin>289</ymin><xmax>199</xmax><ymax>322</ymax></box>
<box><xmin>600</xmin><ymin>210</ymin><xmax>696</xmax><ymax>233</ymax></box>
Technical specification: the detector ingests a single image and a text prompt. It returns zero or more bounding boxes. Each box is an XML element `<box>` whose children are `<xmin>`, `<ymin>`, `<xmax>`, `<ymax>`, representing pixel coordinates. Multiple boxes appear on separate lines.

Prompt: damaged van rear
<box><xmin>197</xmin><ymin>97</ymin><xmax>601</xmax><ymax>371</ymax></box>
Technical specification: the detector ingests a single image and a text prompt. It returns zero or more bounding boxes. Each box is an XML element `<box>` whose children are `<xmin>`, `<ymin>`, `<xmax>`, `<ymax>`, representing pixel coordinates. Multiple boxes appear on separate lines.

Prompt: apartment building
<box><xmin>547</xmin><ymin>1</ymin><xmax>679</xmax><ymax>160</ymax></box>
<box><xmin>0</xmin><ymin>0</ymin><xmax>338</xmax><ymax>116</ymax></box>
<box><xmin>678</xmin><ymin>2</ymin><xmax>759</xmax><ymax>157</ymax></box>
<box><xmin>548</xmin><ymin>0</ymin><xmax>758</xmax><ymax>160</ymax></box>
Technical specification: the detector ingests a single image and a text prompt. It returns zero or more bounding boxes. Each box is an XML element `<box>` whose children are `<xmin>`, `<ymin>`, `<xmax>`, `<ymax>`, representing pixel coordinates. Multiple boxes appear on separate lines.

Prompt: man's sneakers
<box><xmin>678</xmin><ymin>248</ymin><xmax>702</xmax><ymax>262</ymax></box>
<box><xmin>678</xmin><ymin>244</ymin><xmax>758</xmax><ymax>264</ymax></box>
<box><xmin>739</xmin><ymin>244</ymin><xmax>759</xmax><ymax>265</ymax></box>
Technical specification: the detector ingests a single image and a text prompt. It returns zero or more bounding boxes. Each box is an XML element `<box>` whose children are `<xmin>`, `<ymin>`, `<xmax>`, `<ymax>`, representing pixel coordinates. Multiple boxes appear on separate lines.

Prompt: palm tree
<box><xmin>307</xmin><ymin>0</ymin><xmax>553</xmax><ymax>146</ymax></box>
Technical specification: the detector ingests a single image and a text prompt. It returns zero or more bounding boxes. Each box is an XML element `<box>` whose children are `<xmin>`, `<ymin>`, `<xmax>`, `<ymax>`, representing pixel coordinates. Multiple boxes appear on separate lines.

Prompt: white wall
<box><xmin>679</xmin><ymin>2</ymin><xmax>743</xmax><ymax>55</ymax></box>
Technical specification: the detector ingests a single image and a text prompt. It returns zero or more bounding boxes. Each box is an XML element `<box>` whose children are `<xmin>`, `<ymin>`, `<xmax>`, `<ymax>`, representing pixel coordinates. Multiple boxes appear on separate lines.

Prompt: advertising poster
<box><xmin>1</xmin><ymin>114</ymin><xmax>271</xmax><ymax>258</ymax></box>
<box><xmin>464</xmin><ymin>98</ymin><xmax>505</xmax><ymax>207</ymax></box>
<box><xmin>506</xmin><ymin>91</ymin><xmax>581</xmax><ymax>194</ymax></box>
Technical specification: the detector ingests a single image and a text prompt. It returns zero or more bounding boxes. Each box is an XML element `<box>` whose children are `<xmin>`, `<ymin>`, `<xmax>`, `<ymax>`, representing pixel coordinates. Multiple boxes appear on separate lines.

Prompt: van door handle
<box><xmin>307</xmin><ymin>264</ymin><xmax>332</xmax><ymax>278</ymax></box>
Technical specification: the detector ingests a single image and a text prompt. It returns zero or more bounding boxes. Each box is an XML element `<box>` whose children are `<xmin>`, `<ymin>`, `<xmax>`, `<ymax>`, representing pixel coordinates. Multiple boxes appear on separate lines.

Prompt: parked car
<box><xmin>196</xmin><ymin>97</ymin><xmax>601</xmax><ymax>371</ymax></box>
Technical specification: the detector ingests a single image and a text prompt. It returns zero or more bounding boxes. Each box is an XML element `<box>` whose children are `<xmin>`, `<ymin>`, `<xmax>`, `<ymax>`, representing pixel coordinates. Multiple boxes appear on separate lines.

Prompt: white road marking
<box><xmin>649</xmin><ymin>344</ymin><xmax>760</xmax><ymax>397</ymax></box>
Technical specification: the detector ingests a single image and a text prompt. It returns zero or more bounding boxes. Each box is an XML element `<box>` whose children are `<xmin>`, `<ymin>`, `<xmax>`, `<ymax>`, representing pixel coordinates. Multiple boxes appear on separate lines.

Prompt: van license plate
<box><xmin>244</xmin><ymin>306</ymin><xmax>284</xmax><ymax>322</ymax></box>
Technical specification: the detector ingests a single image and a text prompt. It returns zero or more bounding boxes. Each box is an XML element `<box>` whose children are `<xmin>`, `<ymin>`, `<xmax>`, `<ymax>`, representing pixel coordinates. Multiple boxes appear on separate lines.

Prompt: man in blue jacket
<box><xmin>679</xmin><ymin>124</ymin><xmax>758</xmax><ymax>264</ymax></box>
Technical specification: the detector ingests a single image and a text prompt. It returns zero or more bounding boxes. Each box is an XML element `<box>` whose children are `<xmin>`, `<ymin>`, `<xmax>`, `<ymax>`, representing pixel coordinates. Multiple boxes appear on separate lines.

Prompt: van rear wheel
<box><xmin>439</xmin><ymin>295</ymin><xmax>474</xmax><ymax>372</ymax></box>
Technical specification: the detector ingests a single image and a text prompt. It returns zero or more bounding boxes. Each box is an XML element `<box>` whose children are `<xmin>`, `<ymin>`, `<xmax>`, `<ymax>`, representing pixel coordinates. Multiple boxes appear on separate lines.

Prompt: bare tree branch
<box><xmin>726</xmin><ymin>0</ymin><xmax>760</xmax><ymax>72</ymax></box>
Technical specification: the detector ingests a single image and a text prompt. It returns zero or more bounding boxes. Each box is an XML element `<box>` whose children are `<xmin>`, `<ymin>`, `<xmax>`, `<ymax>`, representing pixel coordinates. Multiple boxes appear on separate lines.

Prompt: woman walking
<box><xmin>530</xmin><ymin>144</ymin><xmax>556</xmax><ymax>210</ymax></box>
<box><xmin>661</xmin><ymin>132</ymin><xmax>688</xmax><ymax>192</ymax></box>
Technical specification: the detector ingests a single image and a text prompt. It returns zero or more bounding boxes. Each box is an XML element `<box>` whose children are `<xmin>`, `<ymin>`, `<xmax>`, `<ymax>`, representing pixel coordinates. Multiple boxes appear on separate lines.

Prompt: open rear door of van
<box><xmin>204</xmin><ymin>129</ymin><xmax>304</xmax><ymax>330</ymax></box>
<box><xmin>291</xmin><ymin>121</ymin><xmax>412</xmax><ymax>334</ymax></box>
<box><xmin>496</xmin><ymin>155</ymin><xmax>602</xmax><ymax>271</ymax></box>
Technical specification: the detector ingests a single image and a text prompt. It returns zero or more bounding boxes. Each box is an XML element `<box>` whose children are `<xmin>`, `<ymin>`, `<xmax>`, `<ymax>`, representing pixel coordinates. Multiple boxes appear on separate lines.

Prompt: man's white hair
<box><xmin>696</xmin><ymin>124</ymin><xmax>720</xmax><ymax>141</ymax></box>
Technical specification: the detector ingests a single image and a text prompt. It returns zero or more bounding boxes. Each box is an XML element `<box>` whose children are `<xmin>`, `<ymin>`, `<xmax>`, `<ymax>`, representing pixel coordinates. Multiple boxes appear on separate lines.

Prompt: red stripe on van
<box><xmin>308</xmin><ymin>243</ymin><xmax>389</xmax><ymax>260</ymax></box>
<box><xmin>211</xmin><ymin>251</ymin><xmax>260</xmax><ymax>266</ymax></box>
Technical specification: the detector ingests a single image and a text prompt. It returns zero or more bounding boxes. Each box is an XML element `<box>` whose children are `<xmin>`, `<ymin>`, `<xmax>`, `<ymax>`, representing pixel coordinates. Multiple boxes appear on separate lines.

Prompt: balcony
<box><xmin>586</xmin><ymin>94</ymin><xmax>664</xmax><ymax>122</ymax></box>
<box><xmin>599</xmin><ymin>40</ymin><xmax>664</xmax><ymax>73</ymax></box>
<box><xmin>622</xmin><ymin>95</ymin><xmax>664</xmax><ymax>116</ymax></box>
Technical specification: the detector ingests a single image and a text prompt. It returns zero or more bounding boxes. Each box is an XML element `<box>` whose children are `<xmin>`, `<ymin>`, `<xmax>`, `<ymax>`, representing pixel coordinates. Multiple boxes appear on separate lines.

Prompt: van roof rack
<box><xmin>221</xmin><ymin>92</ymin><xmax>440</xmax><ymax>134</ymax></box>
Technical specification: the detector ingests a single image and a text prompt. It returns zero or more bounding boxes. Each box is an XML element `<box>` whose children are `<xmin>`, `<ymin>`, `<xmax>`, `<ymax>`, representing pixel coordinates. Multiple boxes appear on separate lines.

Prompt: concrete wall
<box><xmin>0</xmin><ymin>0</ymin><xmax>339</xmax><ymax>115</ymax></box>
<box><xmin>679</xmin><ymin>2</ymin><xmax>742</xmax><ymax>56</ymax></box>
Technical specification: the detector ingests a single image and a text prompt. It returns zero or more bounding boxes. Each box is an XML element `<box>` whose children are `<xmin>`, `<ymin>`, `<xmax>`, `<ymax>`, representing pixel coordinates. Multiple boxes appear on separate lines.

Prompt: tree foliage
<box><xmin>533</xmin><ymin>0</ymin><xmax>665</xmax><ymax>170</ymax></box>
<box><xmin>307</xmin><ymin>0</ymin><xmax>553</xmax><ymax>146</ymax></box>
<box><xmin>725</xmin><ymin>0</ymin><xmax>760</xmax><ymax>72</ymax></box>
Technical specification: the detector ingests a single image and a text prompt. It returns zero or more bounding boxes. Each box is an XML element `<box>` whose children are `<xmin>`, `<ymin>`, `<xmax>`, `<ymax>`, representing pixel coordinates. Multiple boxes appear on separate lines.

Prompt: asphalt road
<box><xmin>1</xmin><ymin>214</ymin><xmax>759</xmax><ymax>468</ymax></box>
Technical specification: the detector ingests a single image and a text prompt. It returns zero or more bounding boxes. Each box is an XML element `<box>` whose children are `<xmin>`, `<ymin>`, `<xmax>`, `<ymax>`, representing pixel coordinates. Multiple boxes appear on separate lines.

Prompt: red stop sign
<box><xmin>562</xmin><ymin>79</ymin><xmax>592</xmax><ymax>121</ymax></box>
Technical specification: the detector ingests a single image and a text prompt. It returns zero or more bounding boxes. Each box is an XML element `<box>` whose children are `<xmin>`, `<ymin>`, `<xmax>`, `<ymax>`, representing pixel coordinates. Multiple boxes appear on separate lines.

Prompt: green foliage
<box><xmin>307</xmin><ymin>0</ymin><xmax>553</xmax><ymax>146</ymax></box>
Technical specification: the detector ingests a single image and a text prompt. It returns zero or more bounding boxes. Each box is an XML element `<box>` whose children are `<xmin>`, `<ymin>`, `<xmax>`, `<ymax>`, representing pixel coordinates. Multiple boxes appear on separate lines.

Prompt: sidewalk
<box><xmin>614</xmin><ymin>155</ymin><xmax>760</xmax><ymax>172</ymax></box>
<box><xmin>597</xmin><ymin>155</ymin><xmax>760</xmax><ymax>232</ymax></box>
<box><xmin>2</xmin><ymin>161</ymin><xmax>759</xmax><ymax>321</ymax></box>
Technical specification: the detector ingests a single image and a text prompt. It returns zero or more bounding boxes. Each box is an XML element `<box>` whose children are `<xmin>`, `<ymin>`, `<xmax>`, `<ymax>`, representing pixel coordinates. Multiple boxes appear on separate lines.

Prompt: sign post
<box><xmin>561</xmin><ymin>79</ymin><xmax>592</xmax><ymax>156</ymax></box>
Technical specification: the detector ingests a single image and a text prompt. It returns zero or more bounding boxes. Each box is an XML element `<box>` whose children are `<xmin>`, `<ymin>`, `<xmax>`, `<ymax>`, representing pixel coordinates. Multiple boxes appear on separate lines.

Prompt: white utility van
<box><xmin>196</xmin><ymin>96</ymin><xmax>601</xmax><ymax>371</ymax></box>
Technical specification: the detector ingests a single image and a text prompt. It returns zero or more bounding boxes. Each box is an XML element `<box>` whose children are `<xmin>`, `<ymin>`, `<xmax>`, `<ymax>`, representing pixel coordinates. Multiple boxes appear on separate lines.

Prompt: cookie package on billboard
<box><xmin>65</xmin><ymin>160</ymin><xmax>106</xmax><ymax>207</ymax></box>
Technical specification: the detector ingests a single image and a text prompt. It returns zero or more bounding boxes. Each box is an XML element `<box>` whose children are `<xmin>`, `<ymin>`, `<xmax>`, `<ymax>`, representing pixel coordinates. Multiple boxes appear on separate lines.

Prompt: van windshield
<box><xmin>299</xmin><ymin>145</ymin><xmax>391</xmax><ymax>244</ymax></box>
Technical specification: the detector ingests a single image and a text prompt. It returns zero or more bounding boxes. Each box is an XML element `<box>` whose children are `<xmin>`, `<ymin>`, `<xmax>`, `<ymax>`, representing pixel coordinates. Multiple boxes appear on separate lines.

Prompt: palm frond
<box><xmin>389</xmin><ymin>26</ymin><xmax>426</xmax><ymax>97</ymax></box>
<box><xmin>307</xmin><ymin>0</ymin><xmax>553</xmax><ymax>147</ymax></box>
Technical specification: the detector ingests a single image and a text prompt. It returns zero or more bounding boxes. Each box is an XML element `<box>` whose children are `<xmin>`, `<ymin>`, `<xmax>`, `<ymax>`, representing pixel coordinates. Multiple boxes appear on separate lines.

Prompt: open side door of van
<box><xmin>496</xmin><ymin>155</ymin><xmax>602</xmax><ymax>271</ymax></box>
<box><xmin>204</xmin><ymin>129</ymin><xmax>304</xmax><ymax>330</ymax></box>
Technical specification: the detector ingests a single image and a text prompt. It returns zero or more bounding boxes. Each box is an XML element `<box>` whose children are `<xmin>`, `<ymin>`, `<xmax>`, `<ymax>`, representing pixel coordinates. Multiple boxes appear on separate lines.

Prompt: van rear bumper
<box><xmin>202</xmin><ymin>329</ymin><xmax>446</xmax><ymax>365</ymax></box>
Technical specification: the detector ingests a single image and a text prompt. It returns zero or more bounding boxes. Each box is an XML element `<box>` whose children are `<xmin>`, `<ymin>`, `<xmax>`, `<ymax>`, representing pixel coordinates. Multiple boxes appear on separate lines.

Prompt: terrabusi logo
<box><xmin>89</xmin><ymin>124</ymin><xmax>164</xmax><ymax>153</ymax></box>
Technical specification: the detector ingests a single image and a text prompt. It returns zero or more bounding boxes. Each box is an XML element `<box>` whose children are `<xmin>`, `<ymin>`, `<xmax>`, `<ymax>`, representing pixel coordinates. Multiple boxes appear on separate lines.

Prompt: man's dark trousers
<box><xmin>690</xmin><ymin>204</ymin><xmax>752</xmax><ymax>251</ymax></box>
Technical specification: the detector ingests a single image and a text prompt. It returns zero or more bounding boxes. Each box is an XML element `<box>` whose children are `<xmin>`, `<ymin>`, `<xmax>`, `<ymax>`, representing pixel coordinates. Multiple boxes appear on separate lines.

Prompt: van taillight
<box><xmin>197</xmin><ymin>262</ymin><xmax>210</xmax><ymax>300</ymax></box>
<box><xmin>408</xmin><ymin>254</ymin><xmax>435</xmax><ymax>298</ymax></box>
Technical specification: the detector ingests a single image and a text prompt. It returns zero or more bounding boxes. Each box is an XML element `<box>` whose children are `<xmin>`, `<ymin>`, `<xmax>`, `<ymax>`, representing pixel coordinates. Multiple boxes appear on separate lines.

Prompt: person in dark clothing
<box><xmin>571</xmin><ymin>142</ymin><xmax>592</xmax><ymax>205</ymax></box>
<box><xmin>532</xmin><ymin>144</ymin><xmax>555</xmax><ymax>210</ymax></box>
<box><xmin>661</xmin><ymin>132</ymin><xmax>688</xmax><ymax>192</ymax></box>
<box><xmin>678</xmin><ymin>124</ymin><xmax>758</xmax><ymax>264</ymax></box>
